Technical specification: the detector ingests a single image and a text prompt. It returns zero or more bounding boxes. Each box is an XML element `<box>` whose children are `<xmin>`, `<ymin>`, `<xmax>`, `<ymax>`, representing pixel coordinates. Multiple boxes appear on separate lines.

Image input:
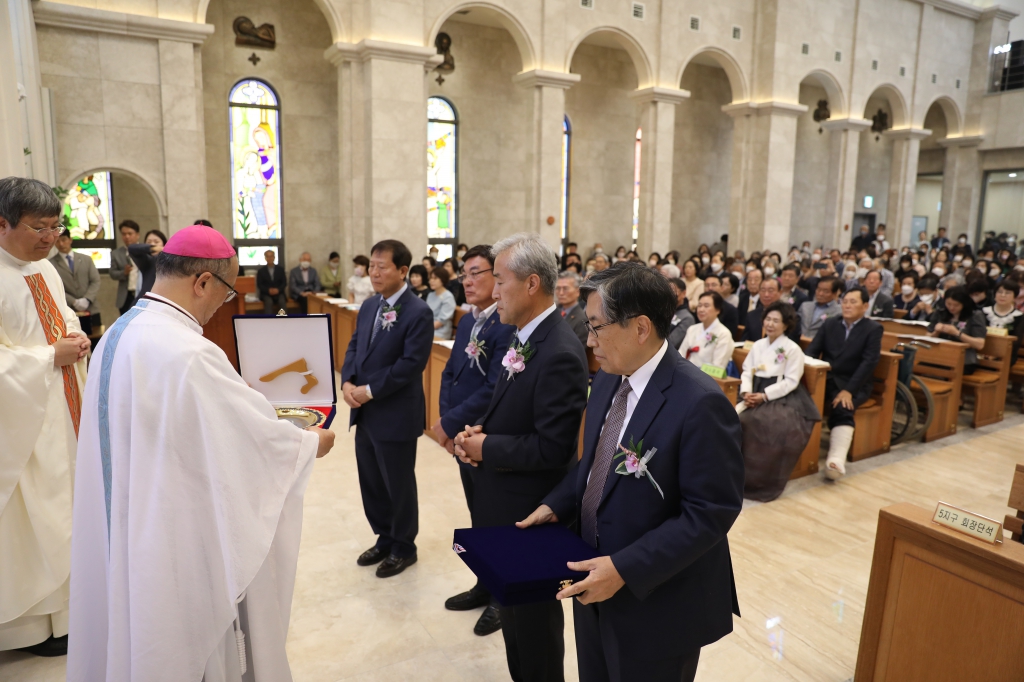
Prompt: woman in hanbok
<box><xmin>679</xmin><ymin>291</ymin><xmax>733</xmax><ymax>370</ymax></box>
<box><xmin>736</xmin><ymin>302</ymin><xmax>821</xmax><ymax>501</ymax></box>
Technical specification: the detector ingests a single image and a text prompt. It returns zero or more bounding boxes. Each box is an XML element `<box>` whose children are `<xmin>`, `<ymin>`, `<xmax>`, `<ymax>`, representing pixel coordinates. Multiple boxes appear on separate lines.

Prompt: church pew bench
<box><xmin>712</xmin><ymin>375</ymin><xmax>741</xmax><ymax>407</ymax></box>
<box><xmin>882</xmin><ymin>331</ymin><xmax>966</xmax><ymax>443</ymax></box>
<box><xmin>1003</xmin><ymin>462</ymin><xmax>1024</xmax><ymax>542</ymax></box>
<box><xmin>961</xmin><ymin>334</ymin><xmax>1013</xmax><ymax>428</ymax></box>
<box><xmin>1010</xmin><ymin>360</ymin><xmax>1024</xmax><ymax>412</ymax></box>
<box><xmin>849</xmin><ymin>350</ymin><xmax>900</xmax><ymax>461</ymax></box>
<box><xmin>732</xmin><ymin>347</ymin><xmax>829</xmax><ymax>479</ymax></box>
<box><xmin>893</xmin><ymin>309</ymin><xmax>907</xmax><ymax>319</ymax></box>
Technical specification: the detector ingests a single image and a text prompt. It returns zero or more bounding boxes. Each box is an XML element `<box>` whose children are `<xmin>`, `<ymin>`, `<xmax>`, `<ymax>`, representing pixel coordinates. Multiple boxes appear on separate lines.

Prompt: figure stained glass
<box><xmin>428</xmin><ymin>97</ymin><xmax>457</xmax><ymax>243</ymax></box>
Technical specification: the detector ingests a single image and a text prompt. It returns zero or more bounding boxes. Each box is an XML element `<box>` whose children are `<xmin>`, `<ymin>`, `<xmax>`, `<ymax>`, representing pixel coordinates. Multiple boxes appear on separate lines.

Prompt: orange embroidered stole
<box><xmin>24</xmin><ymin>273</ymin><xmax>82</xmax><ymax>436</ymax></box>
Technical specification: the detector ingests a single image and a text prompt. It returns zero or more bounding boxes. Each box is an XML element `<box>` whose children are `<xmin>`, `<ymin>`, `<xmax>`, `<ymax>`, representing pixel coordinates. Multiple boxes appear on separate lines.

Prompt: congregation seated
<box><xmin>779</xmin><ymin>264</ymin><xmax>809</xmax><ymax>309</ymax></box>
<box><xmin>347</xmin><ymin>255</ymin><xmax>374</xmax><ymax>304</ymax></box>
<box><xmin>427</xmin><ymin>266</ymin><xmax>457</xmax><ymax>340</ymax></box>
<box><xmin>927</xmin><ymin>285</ymin><xmax>986</xmax><ymax>374</ymax></box>
<box><xmin>667</xmin><ymin>277</ymin><xmax>696</xmax><ymax>350</ymax></box>
<box><xmin>703</xmin><ymin>273</ymin><xmax>739</xmax><ymax>337</ymax></box>
<box><xmin>906</xmin><ymin>274</ymin><xmax>939</xmax><ymax>320</ymax></box>
<box><xmin>864</xmin><ymin>270</ymin><xmax>894</xmax><ymax>318</ymax></box>
<box><xmin>256</xmin><ymin>248</ymin><xmax>287</xmax><ymax>314</ymax></box>
<box><xmin>983</xmin><ymin>279</ymin><xmax>1024</xmax><ymax>364</ymax></box>
<box><xmin>321</xmin><ymin>251</ymin><xmax>343</xmax><ymax>298</ymax></box>
<box><xmin>805</xmin><ymin>288</ymin><xmax>883</xmax><ymax>481</ymax></box>
<box><xmin>736</xmin><ymin>302</ymin><xmax>821</xmax><ymax>501</ymax></box>
<box><xmin>742</xmin><ymin>278</ymin><xmax>801</xmax><ymax>344</ymax></box>
<box><xmin>681</xmin><ymin>259</ymin><xmax>704</xmax><ymax>312</ymax></box>
<box><xmin>555</xmin><ymin>270</ymin><xmax>589</xmax><ymax>348</ymax></box>
<box><xmin>893</xmin><ymin>271</ymin><xmax>921</xmax><ymax>313</ymax></box>
<box><xmin>737</xmin><ymin>266</ymin><xmax>763</xmax><ymax>326</ymax></box>
<box><xmin>408</xmin><ymin>263</ymin><xmax>431</xmax><ymax>301</ymax></box>
<box><xmin>288</xmin><ymin>251</ymin><xmax>322</xmax><ymax>314</ymax></box>
<box><xmin>798</xmin><ymin>276</ymin><xmax>843</xmax><ymax>339</ymax></box>
<box><xmin>679</xmin><ymin>291</ymin><xmax>733</xmax><ymax>370</ymax></box>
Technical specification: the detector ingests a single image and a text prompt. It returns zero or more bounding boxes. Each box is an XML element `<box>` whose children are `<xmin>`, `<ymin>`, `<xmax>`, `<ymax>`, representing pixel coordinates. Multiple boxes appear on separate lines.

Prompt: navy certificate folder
<box><xmin>452</xmin><ymin>524</ymin><xmax>601</xmax><ymax>606</ymax></box>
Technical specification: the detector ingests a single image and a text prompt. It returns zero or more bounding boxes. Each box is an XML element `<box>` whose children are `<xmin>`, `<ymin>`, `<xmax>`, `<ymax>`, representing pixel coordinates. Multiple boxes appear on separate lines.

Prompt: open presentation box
<box><xmin>233</xmin><ymin>314</ymin><xmax>337</xmax><ymax>429</ymax></box>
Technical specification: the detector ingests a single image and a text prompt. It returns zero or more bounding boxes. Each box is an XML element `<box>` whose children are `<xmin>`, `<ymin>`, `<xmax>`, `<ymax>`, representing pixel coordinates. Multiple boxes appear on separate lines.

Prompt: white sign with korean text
<box><xmin>932</xmin><ymin>502</ymin><xmax>1003</xmax><ymax>545</ymax></box>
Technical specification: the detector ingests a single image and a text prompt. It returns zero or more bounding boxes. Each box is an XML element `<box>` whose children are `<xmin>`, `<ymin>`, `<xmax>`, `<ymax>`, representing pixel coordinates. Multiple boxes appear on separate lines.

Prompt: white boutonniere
<box><xmin>612</xmin><ymin>438</ymin><xmax>664</xmax><ymax>499</ymax></box>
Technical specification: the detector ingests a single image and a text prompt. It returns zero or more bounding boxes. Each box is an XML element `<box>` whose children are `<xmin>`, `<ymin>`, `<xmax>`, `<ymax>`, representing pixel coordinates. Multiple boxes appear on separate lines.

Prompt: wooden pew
<box><xmin>961</xmin><ymin>334</ymin><xmax>1013</xmax><ymax>427</ymax></box>
<box><xmin>893</xmin><ymin>308</ymin><xmax>907</xmax><ymax>319</ymax></box>
<box><xmin>732</xmin><ymin>346</ymin><xmax>829</xmax><ymax>479</ymax></box>
<box><xmin>425</xmin><ymin>341</ymin><xmax>451</xmax><ymax>438</ymax></box>
<box><xmin>882</xmin><ymin>331</ymin><xmax>966</xmax><ymax>442</ymax></box>
<box><xmin>1010</xmin><ymin>359</ymin><xmax>1024</xmax><ymax>413</ymax></box>
<box><xmin>453</xmin><ymin>307</ymin><xmax>468</xmax><ymax>331</ymax></box>
<box><xmin>713</xmin><ymin>375</ymin><xmax>741</xmax><ymax>406</ymax></box>
<box><xmin>1003</xmin><ymin>462</ymin><xmax>1024</xmax><ymax>542</ymax></box>
<box><xmin>849</xmin><ymin>350</ymin><xmax>900</xmax><ymax>461</ymax></box>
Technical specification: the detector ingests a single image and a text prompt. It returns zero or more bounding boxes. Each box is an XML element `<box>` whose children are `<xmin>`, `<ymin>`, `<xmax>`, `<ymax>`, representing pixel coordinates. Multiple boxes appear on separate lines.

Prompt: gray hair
<box><xmin>0</xmin><ymin>176</ymin><xmax>61</xmax><ymax>227</ymax></box>
<box><xmin>557</xmin><ymin>270</ymin><xmax>581</xmax><ymax>288</ymax></box>
<box><xmin>660</xmin><ymin>263</ymin><xmax>681</xmax><ymax>279</ymax></box>
<box><xmin>491</xmin><ymin>233</ymin><xmax>558</xmax><ymax>295</ymax></box>
<box><xmin>155</xmin><ymin>252</ymin><xmax>237</xmax><ymax>280</ymax></box>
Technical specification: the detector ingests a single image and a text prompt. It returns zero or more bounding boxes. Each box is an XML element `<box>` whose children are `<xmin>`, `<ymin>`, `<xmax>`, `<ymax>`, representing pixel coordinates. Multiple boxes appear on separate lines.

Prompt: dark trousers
<box><xmin>118</xmin><ymin>292</ymin><xmax>135</xmax><ymax>316</ymax></box>
<box><xmin>353</xmin><ymin>427</ymin><xmax>419</xmax><ymax>557</ymax></box>
<box><xmin>823</xmin><ymin>376</ymin><xmax>858</xmax><ymax>429</ymax></box>
<box><xmin>458</xmin><ymin>461</ymin><xmax>492</xmax><ymax>599</ymax></box>
<box><xmin>574</xmin><ymin>600</ymin><xmax>699</xmax><ymax>682</ymax></box>
<box><xmin>261</xmin><ymin>293</ymin><xmax>287</xmax><ymax>314</ymax></box>
<box><xmin>500</xmin><ymin>600</ymin><xmax>564</xmax><ymax>682</ymax></box>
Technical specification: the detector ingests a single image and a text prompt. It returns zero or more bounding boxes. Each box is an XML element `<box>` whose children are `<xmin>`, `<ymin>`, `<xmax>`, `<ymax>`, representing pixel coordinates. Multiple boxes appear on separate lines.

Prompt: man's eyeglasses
<box><xmin>457</xmin><ymin>268</ymin><xmax>492</xmax><ymax>284</ymax></box>
<box><xmin>584</xmin><ymin>315</ymin><xmax>637</xmax><ymax>338</ymax></box>
<box><xmin>208</xmin><ymin>272</ymin><xmax>238</xmax><ymax>303</ymax></box>
<box><xmin>19</xmin><ymin>221</ymin><xmax>66</xmax><ymax>236</ymax></box>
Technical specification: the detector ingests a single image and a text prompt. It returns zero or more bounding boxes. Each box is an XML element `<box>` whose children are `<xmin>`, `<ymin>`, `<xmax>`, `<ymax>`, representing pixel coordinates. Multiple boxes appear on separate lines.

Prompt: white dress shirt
<box><xmin>515</xmin><ymin>303</ymin><xmax>557</xmax><ymax>344</ymax></box>
<box><xmin>363</xmin><ymin>284</ymin><xmax>408</xmax><ymax>399</ymax></box>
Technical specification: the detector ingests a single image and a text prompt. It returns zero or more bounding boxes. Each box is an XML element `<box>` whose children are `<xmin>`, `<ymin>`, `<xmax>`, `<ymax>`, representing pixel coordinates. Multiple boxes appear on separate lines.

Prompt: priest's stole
<box><xmin>24</xmin><ymin>273</ymin><xmax>82</xmax><ymax>436</ymax></box>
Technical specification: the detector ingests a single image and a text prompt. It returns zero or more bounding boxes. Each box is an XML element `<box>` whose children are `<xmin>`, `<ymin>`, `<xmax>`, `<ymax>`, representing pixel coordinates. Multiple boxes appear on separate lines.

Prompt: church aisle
<box><xmin>2</xmin><ymin>411</ymin><xmax>1022</xmax><ymax>681</ymax></box>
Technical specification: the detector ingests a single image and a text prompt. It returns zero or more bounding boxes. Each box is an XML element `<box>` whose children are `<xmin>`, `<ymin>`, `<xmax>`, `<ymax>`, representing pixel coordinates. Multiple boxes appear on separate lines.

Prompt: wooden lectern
<box><xmin>855</xmin><ymin>502</ymin><xmax>1024</xmax><ymax>681</ymax></box>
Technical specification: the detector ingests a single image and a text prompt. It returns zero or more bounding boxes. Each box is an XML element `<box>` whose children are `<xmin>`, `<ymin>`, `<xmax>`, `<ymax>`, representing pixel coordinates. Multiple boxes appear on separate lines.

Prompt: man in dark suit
<box><xmin>51</xmin><ymin>233</ymin><xmax>101</xmax><ymax>323</ymax></box>
<box><xmin>454</xmin><ymin>233</ymin><xmax>589</xmax><ymax>682</ymax></box>
<box><xmin>519</xmin><ymin>262</ymin><xmax>744</xmax><ymax>682</ymax></box>
<box><xmin>863</xmin><ymin>270</ymin><xmax>894</xmax><ymax>318</ymax></box>
<box><xmin>342</xmin><ymin>240</ymin><xmax>434</xmax><ymax>577</ymax></box>
<box><xmin>703</xmin><ymin>273</ymin><xmax>739</xmax><ymax>337</ymax></box>
<box><xmin>805</xmin><ymin>287</ymin><xmax>883</xmax><ymax>481</ymax></box>
<box><xmin>742</xmin><ymin>278</ymin><xmax>801</xmax><ymax>343</ymax></box>
<box><xmin>667</xmin><ymin>278</ymin><xmax>695</xmax><ymax>351</ymax></box>
<box><xmin>109</xmin><ymin>220</ymin><xmax>140</xmax><ymax>315</ymax></box>
<box><xmin>288</xmin><ymin>251</ymin><xmax>322</xmax><ymax>314</ymax></box>
<box><xmin>432</xmin><ymin>244</ymin><xmax>515</xmax><ymax>636</ymax></box>
<box><xmin>555</xmin><ymin>270</ymin><xmax>589</xmax><ymax>348</ymax></box>
<box><xmin>256</xmin><ymin>249</ymin><xmax>287</xmax><ymax>314</ymax></box>
<box><xmin>779</xmin><ymin>264</ymin><xmax>809</xmax><ymax>309</ymax></box>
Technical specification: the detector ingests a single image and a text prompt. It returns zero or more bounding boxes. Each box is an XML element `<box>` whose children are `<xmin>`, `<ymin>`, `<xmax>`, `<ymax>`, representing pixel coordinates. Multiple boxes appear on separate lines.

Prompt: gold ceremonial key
<box><xmin>260</xmin><ymin>358</ymin><xmax>319</xmax><ymax>394</ymax></box>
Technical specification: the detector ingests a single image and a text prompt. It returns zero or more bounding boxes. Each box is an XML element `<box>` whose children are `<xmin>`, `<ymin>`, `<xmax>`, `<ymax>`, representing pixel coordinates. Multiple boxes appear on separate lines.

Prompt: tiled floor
<box><xmin>3</xmin><ymin>402</ymin><xmax>1023</xmax><ymax>681</ymax></box>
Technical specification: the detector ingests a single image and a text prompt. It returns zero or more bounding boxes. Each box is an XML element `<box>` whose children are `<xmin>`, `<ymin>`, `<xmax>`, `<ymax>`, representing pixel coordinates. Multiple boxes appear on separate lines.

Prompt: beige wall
<box><xmin>853</xmin><ymin>96</ymin><xmax>894</xmax><ymax>230</ymax></box>
<box><xmin>790</xmin><ymin>82</ymin><xmax>831</xmax><ymax>249</ymax></box>
<box><xmin>913</xmin><ymin>174</ymin><xmax>943</xmax><ymax>236</ymax></box>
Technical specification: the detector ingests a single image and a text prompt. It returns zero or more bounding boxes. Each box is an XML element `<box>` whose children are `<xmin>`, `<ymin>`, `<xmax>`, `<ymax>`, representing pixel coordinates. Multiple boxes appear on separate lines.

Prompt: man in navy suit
<box><xmin>432</xmin><ymin>244</ymin><xmax>515</xmax><ymax>636</ymax></box>
<box><xmin>341</xmin><ymin>240</ymin><xmax>434</xmax><ymax>578</ymax></box>
<box><xmin>518</xmin><ymin>262</ymin><xmax>744</xmax><ymax>682</ymax></box>
<box><xmin>454</xmin><ymin>233</ymin><xmax>589</xmax><ymax>682</ymax></box>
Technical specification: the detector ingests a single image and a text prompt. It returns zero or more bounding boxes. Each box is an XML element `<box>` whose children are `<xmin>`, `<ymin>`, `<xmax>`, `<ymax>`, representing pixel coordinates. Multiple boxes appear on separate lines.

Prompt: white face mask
<box><xmin>844</xmin><ymin>267</ymin><xmax>857</xmax><ymax>279</ymax></box>
<box><xmin>586</xmin><ymin>264</ymin><xmax>596</xmax><ymax>273</ymax></box>
<box><xmin>701</xmin><ymin>255</ymin><xmax>710</xmax><ymax>264</ymax></box>
<box><xmin>329</xmin><ymin>261</ymin><xmax>339</xmax><ymax>271</ymax></box>
<box><xmin>710</xmin><ymin>262</ymin><xmax>723</xmax><ymax>273</ymax></box>
<box><xmin>958</xmin><ymin>238</ymin><xmax>967</xmax><ymax>245</ymax></box>
<box><xmin>856</xmin><ymin>267</ymin><xmax>869</xmax><ymax>279</ymax></box>
<box><xmin>649</xmin><ymin>259</ymin><xmax>659</xmax><ymax>266</ymax></box>
<box><xmin>300</xmin><ymin>261</ymin><xmax>311</xmax><ymax>270</ymax></box>
<box><xmin>963</xmin><ymin>260</ymin><xmax>973</xmax><ymax>268</ymax></box>
<box><xmin>953</xmin><ymin>255</ymin><xmax>963</xmax><ymax>263</ymax></box>
<box><xmin>991</xmin><ymin>269</ymin><xmax>1002</xmax><ymax>278</ymax></box>
<box><xmin>811</xmin><ymin>253</ymin><xmax>821</xmax><ymax>261</ymax></box>
<box><xmin>901</xmin><ymin>284</ymin><xmax>915</xmax><ymax>296</ymax></box>
<box><xmin>763</xmin><ymin>266</ymin><xmax>776</xmax><ymax>277</ymax></box>
<box><xmin>932</xmin><ymin>267</ymin><xmax>945</xmax><ymax>276</ymax></box>
<box><xmin>920</xmin><ymin>293</ymin><xmax>935</xmax><ymax>304</ymax></box>
<box><xmin>457</xmin><ymin>250</ymin><xmax>466</xmax><ymax>258</ymax></box>
<box><xmin>746</xmin><ymin>265</ymin><xmax>755</xmax><ymax>272</ymax></box>
<box><xmin>354</xmin><ymin>265</ymin><xmax>365</xmax><ymax>276</ymax></box>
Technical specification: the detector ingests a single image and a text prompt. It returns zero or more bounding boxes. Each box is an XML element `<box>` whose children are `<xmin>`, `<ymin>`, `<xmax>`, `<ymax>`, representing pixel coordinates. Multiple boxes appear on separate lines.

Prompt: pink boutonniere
<box><xmin>704</xmin><ymin>330</ymin><xmax>718</xmax><ymax>345</ymax></box>
<box><xmin>380</xmin><ymin>303</ymin><xmax>401</xmax><ymax>331</ymax></box>
<box><xmin>502</xmin><ymin>341</ymin><xmax>535</xmax><ymax>380</ymax></box>
<box><xmin>773</xmin><ymin>346</ymin><xmax>787</xmax><ymax>364</ymax></box>
<box><xmin>612</xmin><ymin>438</ymin><xmax>664</xmax><ymax>499</ymax></box>
<box><xmin>465</xmin><ymin>337</ymin><xmax>487</xmax><ymax>375</ymax></box>
<box><xmin>956</xmin><ymin>321</ymin><xmax>967</xmax><ymax>331</ymax></box>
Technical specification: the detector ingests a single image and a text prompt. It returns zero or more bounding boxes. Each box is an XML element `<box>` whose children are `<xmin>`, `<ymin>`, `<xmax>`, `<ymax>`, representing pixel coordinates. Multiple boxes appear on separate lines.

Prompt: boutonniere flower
<box><xmin>502</xmin><ymin>340</ymin><xmax>535</xmax><ymax>380</ymax></box>
<box><xmin>773</xmin><ymin>346</ymin><xmax>787</xmax><ymax>364</ymax></box>
<box><xmin>820</xmin><ymin>313</ymin><xmax>828</xmax><ymax>321</ymax></box>
<box><xmin>465</xmin><ymin>336</ymin><xmax>487</xmax><ymax>375</ymax></box>
<box><xmin>380</xmin><ymin>303</ymin><xmax>401</xmax><ymax>331</ymax></box>
<box><xmin>956</xmin><ymin>320</ymin><xmax>966</xmax><ymax>331</ymax></box>
<box><xmin>613</xmin><ymin>437</ymin><xmax>664</xmax><ymax>499</ymax></box>
<box><xmin>704</xmin><ymin>330</ymin><xmax>718</xmax><ymax>345</ymax></box>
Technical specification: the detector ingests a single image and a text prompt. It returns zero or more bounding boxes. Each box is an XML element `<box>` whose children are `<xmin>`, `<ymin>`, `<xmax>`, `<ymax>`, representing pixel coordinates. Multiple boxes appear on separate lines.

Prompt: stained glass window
<box><xmin>632</xmin><ymin>128</ymin><xmax>642</xmax><ymax>250</ymax></box>
<box><xmin>230</xmin><ymin>79</ymin><xmax>282</xmax><ymax>267</ymax></box>
<box><xmin>63</xmin><ymin>171</ymin><xmax>115</xmax><ymax>270</ymax></box>
<box><xmin>428</xmin><ymin>97</ymin><xmax>457</xmax><ymax>254</ymax></box>
<box><xmin>561</xmin><ymin>116</ymin><xmax>571</xmax><ymax>247</ymax></box>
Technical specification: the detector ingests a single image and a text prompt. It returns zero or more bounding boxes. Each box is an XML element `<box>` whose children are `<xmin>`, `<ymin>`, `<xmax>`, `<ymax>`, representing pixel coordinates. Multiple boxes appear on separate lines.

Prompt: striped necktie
<box><xmin>370</xmin><ymin>298</ymin><xmax>384</xmax><ymax>344</ymax></box>
<box><xmin>580</xmin><ymin>378</ymin><xmax>632</xmax><ymax>547</ymax></box>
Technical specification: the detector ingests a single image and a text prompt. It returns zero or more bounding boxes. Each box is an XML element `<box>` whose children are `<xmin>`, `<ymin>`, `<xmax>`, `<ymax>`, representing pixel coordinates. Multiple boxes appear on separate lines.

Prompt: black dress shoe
<box><xmin>445</xmin><ymin>587</ymin><xmax>490</xmax><ymax>611</ymax></box>
<box><xmin>473</xmin><ymin>605</ymin><xmax>502</xmax><ymax>636</ymax></box>
<box><xmin>375</xmin><ymin>553</ymin><xmax>417</xmax><ymax>578</ymax></box>
<box><xmin>17</xmin><ymin>635</ymin><xmax>68</xmax><ymax>657</ymax></box>
<box><xmin>356</xmin><ymin>546</ymin><xmax>389</xmax><ymax>566</ymax></box>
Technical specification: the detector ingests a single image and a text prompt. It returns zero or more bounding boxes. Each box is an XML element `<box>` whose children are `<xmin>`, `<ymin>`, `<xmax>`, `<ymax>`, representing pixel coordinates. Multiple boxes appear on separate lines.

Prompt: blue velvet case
<box><xmin>452</xmin><ymin>525</ymin><xmax>600</xmax><ymax>606</ymax></box>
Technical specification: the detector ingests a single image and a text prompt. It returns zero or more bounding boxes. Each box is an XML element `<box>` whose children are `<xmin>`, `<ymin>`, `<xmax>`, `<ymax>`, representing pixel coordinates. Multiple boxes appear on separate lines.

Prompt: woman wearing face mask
<box><xmin>704</xmin><ymin>253</ymin><xmax>725</xmax><ymax>278</ymax></box>
<box><xmin>736</xmin><ymin>302</ymin><xmax>821</xmax><ymax>502</ymax></box>
<box><xmin>407</xmin><ymin>264</ymin><xmax>431</xmax><ymax>300</ymax></box>
<box><xmin>613</xmin><ymin>246</ymin><xmax>627</xmax><ymax>262</ymax></box>
<box><xmin>648</xmin><ymin>251</ymin><xmax>662</xmax><ymax>267</ymax></box>
<box><xmin>894</xmin><ymin>273</ymin><xmax>921</xmax><ymax>312</ymax></box>
<box><xmin>908</xmin><ymin>275</ymin><xmax>939</xmax><ymax>321</ymax></box>
<box><xmin>320</xmin><ymin>251</ymin><xmax>343</xmax><ymax>298</ymax></box>
<box><xmin>347</xmin><ymin>254</ymin><xmax>374</xmax><ymax>305</ymax></box>
<box><xmin>952</xmin><ymin>234</ymin><xmax>973</xmax><ymax>259</ymax></box>
<box><xmin>665</xmin><ymin>250</ymin><xmax>680</xmax><ymax>266</ymax></box>
<box><xmin>682</xmin><ymin>259</ymin><xmax>704</xmax><ymax>312</ymax></box>
<box><xmin>984</xmin><ymin>279</ymin><xmax>1024</xmax><ymax>363</ymax></box>
<box><xmin>928</xmin><ymin>285</ymin><xmax>986</xmax><ymax>374</ymax></box>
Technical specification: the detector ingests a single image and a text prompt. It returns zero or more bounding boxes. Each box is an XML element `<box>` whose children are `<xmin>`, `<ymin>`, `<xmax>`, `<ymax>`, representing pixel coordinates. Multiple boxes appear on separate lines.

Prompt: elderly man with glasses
<box><xmin>0</xmin><ymin>176</ymin><xmax>89</xmax><ymax>657</ymax></box>
<box><xmin>518</xmin><ymin>261</ymin><xmax>744</xmax><ymax>682</ymax></box>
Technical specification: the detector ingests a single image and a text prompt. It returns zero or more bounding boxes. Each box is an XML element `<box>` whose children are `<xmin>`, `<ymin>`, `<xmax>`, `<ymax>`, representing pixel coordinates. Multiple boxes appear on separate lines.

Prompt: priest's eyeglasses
<box><xmin>208</xmin><ymin>272</ymin><xmax>239</xmax><ymax>303</ymax></box>
<box><xmin>19</xmin><ymin>221</ymin><xmax>67</xmax><ymax>236</ymax></box>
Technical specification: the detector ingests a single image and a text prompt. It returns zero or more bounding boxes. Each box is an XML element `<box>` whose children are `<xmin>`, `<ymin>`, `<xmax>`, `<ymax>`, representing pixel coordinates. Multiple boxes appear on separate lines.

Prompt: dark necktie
<box><xmin>370</xmin><ymin>298</ymin><xmax>385</xmax><ymax>344</ymax></box>
<box><xmin>67</xmin><ymin>255</ymin><xmax>74</xmax><ymax>273</ymax></box>
<box><xmin>580</xmin><ymin>378</ymin><xmax>632</xmax><ymax>547</ymax></box>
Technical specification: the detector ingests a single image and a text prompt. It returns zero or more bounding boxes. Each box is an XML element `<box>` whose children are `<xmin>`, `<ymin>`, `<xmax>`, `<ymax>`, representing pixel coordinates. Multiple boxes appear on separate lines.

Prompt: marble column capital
<box><xmin>511</xmin><ymin>69</ymin><xmax>581</xmax><ymax>90</ymax></box>
<box><xmin>628</xmin><ymin>86</ymin><xmax>690</xmax><ymax>105</ymax></box>
<box><xmin>32</xmin><ymin>0</ymin><xmax>214</xmax><ymax>44</ymax></box>
<box><xmin>883</xmin><ymin>127</ymin><xmax>932</xmax><ymax>141</ymax></box>
<box><xmin>324</xmin><ymin>40</ymin><xmax>442</xmax><ymax>70</ymax></box>
<box><xmin>820</xmin><ymin>117</ymin><xmax>873</xmax><ymax>132</ymax></box>
<box><xmin>721</xmin><ymin>100</ymin><xmax>808</xmax><ymax>118</ymax></box>
<box><xmin>937</xmin><ymin>134</ymin><xmax>985</xmax><ymax>148</ymax></box>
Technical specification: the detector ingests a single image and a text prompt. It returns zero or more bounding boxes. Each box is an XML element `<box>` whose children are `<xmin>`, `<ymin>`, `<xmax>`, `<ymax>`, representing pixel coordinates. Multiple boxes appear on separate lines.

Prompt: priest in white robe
<box><xmin>0</xmin><ymin>177</ymin><xmax>89</xmax><ymax>657</ymax></box>
<box><xmin>67</xmin><ymin>224</ymin><xmax>335</xmax><ymax>682</ymax></box>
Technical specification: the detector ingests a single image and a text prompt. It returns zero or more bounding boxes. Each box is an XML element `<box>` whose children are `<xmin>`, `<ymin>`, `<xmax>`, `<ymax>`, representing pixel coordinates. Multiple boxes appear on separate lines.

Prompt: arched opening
<box><xmin>426</xmin><ymin>6</ymin><xmax>531</xmax><ymax>249</ymax></box>
<box><xmin>852</xmin><ymin>87</ymin><xmax>905</xmax><ymax>242</ymax></box>
<box><xmin>671</xmin><ymin>51</ymin><xmax>739</xmax><ymax>257</ymax></box>
<box><xmin>427</xmin><ymin>97</ymin><xmax>458</xmax><ymax>260</ymax></box>
<box><xmin>913</xmin><ymin>102</ymin><xmax>951</xmax><ymax>244</ymax></box>
<box><xmin>427</xmin><ymin>1</ymin><xmax>536</xmax><ymax>73</ymax></box>
<box><xmin>790</xmin><ymin>71</ymin><xmax>847</xmax><ymax>248</ymax></box>
<box><xmin>563</xmin><ymin>30</ymin><xmax>646</xmax><ymax>254</ymax></box>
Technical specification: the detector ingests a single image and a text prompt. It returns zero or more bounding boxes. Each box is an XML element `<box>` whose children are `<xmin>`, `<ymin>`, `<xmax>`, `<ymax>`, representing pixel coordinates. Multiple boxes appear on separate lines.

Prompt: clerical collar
<box><xmin>142</xmin><ymin>293</ymin><xmax>202</xmax><ymax>327</ymax></box>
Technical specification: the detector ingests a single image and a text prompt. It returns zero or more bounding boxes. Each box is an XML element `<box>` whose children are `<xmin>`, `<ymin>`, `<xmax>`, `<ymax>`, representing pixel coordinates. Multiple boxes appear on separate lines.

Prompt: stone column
<box><xmin>884</xmin><ymin>128</ymin><xmax>931</xmax><ymax>248</ymax></box>
<box><xmin>821</xmin><ymin>118</ymin><xmax>872</xmax><ymax>249</ymax></box>
<box><xmin>328</xmin><ymin>40</ymin><xmax>440</xmax><ymax>265</ymax></box>
<box><xmin>0</xmin><ymin>0</ymin><xmax>23</xmax><ymax>177</ymax></box>
<box><xmin>723</xmin><ymin>101</ymin><xmax>807</xmax><ymax>256</ymax></box>
<box><xmin>937</xmin><ymin>135</ymin><xmax>984</xmax><ymax>235</ymax></box>
<box><xmin>512</xmin><ymin>70</ymin><xmax>580</xmax><ymax>251</ymax></box>
<box><xmin>630</xmin><ymin>87</ymin><xmax>689</xmax><ymax>257</ymax></box>
<box><xmin>159</xmin><ymin>40</ymin><xmax>207</xmax><ymax>233</ymax></box>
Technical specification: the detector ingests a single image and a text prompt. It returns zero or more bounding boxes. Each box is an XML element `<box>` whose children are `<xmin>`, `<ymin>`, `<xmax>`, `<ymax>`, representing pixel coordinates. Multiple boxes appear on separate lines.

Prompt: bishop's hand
<box><xmin>311</xmin><ymin>427</ymin><xmax>335</xmax><ymax>458</ymax></box>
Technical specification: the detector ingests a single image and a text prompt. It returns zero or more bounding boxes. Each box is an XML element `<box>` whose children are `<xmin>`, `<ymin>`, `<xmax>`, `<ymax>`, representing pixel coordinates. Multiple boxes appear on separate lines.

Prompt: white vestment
<box><xmin>67</xmin><ymin>295</ymin><xmax>319</xmax><ymax>682</ymax></box>
<box><xmin>0</xmin><ymin>245</ymin><xmax>85</xmax><ymax>650</ymax></box>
